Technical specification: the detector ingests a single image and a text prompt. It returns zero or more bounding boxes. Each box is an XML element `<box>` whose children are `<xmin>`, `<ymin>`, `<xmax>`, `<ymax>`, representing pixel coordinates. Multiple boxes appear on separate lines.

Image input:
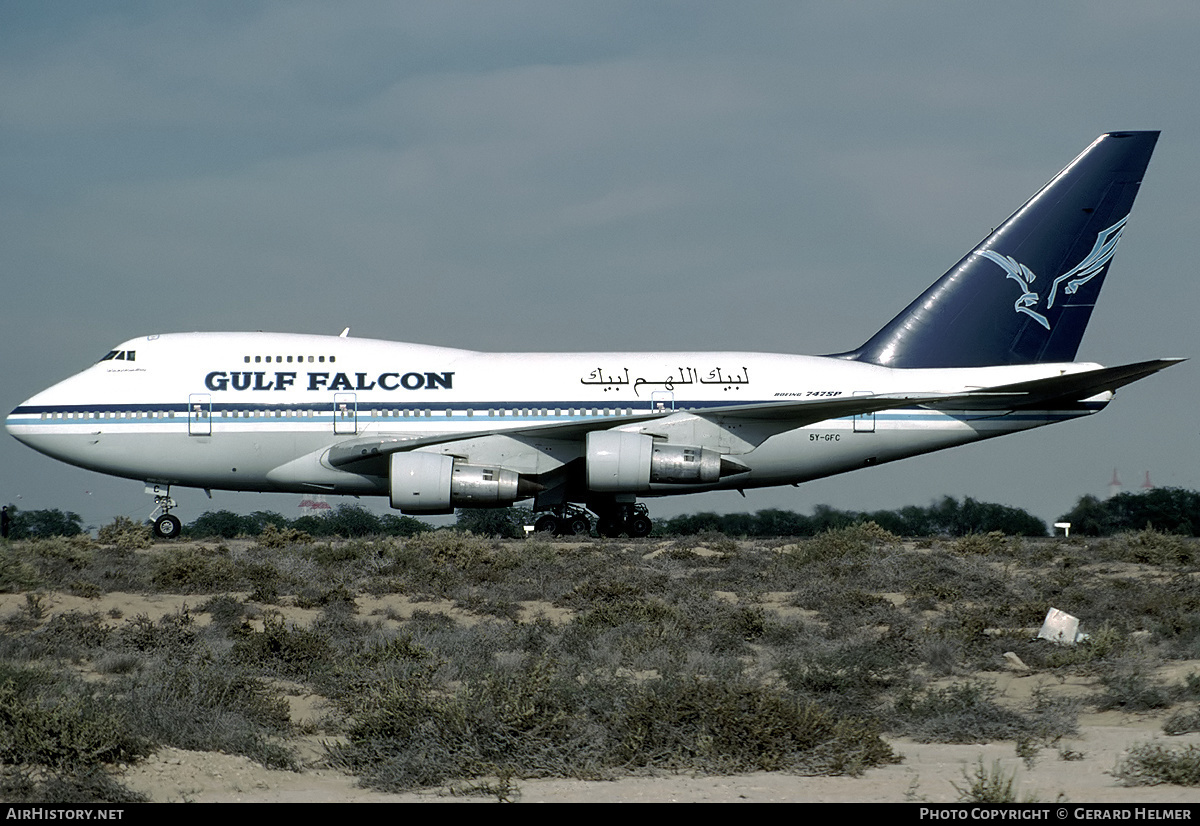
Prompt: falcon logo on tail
<box><xmin>980</xmin><ymin>216</ymin><xmax>1129</xmax><ymax>331</ymax></box>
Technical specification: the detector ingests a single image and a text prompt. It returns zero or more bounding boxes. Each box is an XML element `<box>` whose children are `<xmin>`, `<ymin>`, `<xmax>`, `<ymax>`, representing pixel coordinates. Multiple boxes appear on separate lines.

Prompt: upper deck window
<box><xmin>242</xmin><ymin>353</ymin><xmax>336</xmax><ymax>364</ymax></box>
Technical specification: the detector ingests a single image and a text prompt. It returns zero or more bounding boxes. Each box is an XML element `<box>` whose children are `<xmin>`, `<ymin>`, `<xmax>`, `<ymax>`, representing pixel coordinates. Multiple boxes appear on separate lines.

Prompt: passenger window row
<box><xmin>42</xmin><ymin>407</ymin><xmax>635</xmax><ymax>420</ymax></box>
<box><xmin>244</xmin><ymin>355</ymin><xmax>336</xmax><ymax>364</ymax></box>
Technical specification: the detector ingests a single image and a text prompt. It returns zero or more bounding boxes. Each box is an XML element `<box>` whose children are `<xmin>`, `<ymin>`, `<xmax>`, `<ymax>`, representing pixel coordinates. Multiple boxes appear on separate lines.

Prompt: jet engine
<box><xmin>389</xmin><ymin>452</ymin><xmax>526</xmax><ymax>514</ymax></box>
<box><xmin>585</xmin><ymin>431</ymin><xmax>724</xmax><ymax>492</ymax></box>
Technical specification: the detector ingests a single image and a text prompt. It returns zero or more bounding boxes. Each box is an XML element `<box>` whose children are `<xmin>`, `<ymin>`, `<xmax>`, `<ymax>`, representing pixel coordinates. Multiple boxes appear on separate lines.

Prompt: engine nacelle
<box><xmin>586</xmin><ymin>431</ymin><xmax>723</xmax><ymax>492</ymax></box>
<box><xmin>650</xmin><ymin>443</ymin><xmax>724</xmax><ymax>484</ymax></box>
<box><xmin>389</xmin><ymin>452</ymin><xmax>521</xmax><ymax>514</ymax></box>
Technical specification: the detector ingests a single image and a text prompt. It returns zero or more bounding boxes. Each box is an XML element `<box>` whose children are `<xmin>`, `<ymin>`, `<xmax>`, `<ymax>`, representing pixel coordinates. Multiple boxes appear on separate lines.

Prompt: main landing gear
<box><xmin>597</xmin><ymin>502</ymin><xmax>653</xmax><ymax>538</ymax></box>
<box><xmin>533</xmin><ymin>503</ymin><xmax>654</xmax><ymax>538</ymax></box>
<box><xmin>533</xmin><ymin>504</ymin><xmax>594</xmax><ymax>537</ymax></box>
<box><xmin>147</xmin><ymin>484</ymin><xmax>182</xmax><ymax>539</ymax></box>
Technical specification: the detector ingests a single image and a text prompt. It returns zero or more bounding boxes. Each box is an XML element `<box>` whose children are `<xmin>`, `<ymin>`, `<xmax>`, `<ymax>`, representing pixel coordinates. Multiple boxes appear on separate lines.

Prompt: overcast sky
<box><xmin>3</xmin><ymin>1</ymin><xmax>1198</xmax><ymax>530</ymax></box>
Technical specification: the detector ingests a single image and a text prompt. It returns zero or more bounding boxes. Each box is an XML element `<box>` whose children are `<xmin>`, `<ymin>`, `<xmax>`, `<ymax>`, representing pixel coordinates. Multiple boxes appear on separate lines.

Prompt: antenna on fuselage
<box><xmin>339</xmin><ymin>327</ymin><xmax>350</xmax><ymax>338</ymax></box>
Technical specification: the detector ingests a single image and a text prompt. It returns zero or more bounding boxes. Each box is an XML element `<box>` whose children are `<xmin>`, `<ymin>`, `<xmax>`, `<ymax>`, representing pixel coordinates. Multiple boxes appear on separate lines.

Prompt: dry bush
<box><xmin>789</xmin><ymin>522</ymin><xmax>901</xmax><ymax>564</ymax></box>
<box><xmin>257</xmin><ymin>523</ymin><xmax>314</xmax><ymax>548</ymax></box>
<box><xmin>1116</xmin><ymin>743</ymin><xmax>1200</xmax><ymax>786</ymax></box>
<box><xmin>97</xmin><ymin>516</ymin><xmax>152</xmax><ymax>550</ymax></box>
<box><xmin>0</xmin><ymin>545</ymin><xmax>40</xmax><ymax>592</ymax></box>
<box><xmin>1163</xmin><ymin>706</ymin><xmax>1200</xmax><ymax>736</ymax></box>
<box><xmin>951</xmin><ymin>531</ymin><xmax>1011</xmax><ymax>556</ymax></box>
<box><xmin>890</xmin><ymin>680</ymin><xmax>1076</xmax><ymax>744</ymax></box>
<box><xmin>403</xmin><ymin>529</ymin><xmax>499</xmax><ymax>569</ymax></box>
<box><xmin>1093</xmin><ymin>660</ymin><xmax>1174</xmax><ymax>712</ymax></box>
<box><xmin>0</xmin><ymin>671</ymin><xmax>152</xmax><ymax>771</ymax></box>
<box><xmin>150</xmin><ymin>544</ymin><xmax>241</xmax><ymax>592</ymax></box>
<box><xmin>330</xmin><ymin>655</ymin><xmax>898</xmax><ymax>792</ymax></box>
<box><xmin>231</xmin><ymin>610</ymin><xmax>335</xmax><ymax>680</ymax></box>
<box><xmin>1098</xmin><ymin>529</ymin><xmax>1195</xmax><ymax>566</ymax></box>
<box><xmin>124</xmin><ymin>656</ymin><xmax>296</xmax><ymax>770</ymax></box>
<box><xmin>952</xmin><ymin>758</ymin><xmax>1029</xmax><ymax>803</ymax></box>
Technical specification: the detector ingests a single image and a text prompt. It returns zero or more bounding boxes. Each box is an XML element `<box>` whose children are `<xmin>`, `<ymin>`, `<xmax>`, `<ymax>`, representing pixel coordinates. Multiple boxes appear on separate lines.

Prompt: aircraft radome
<box><xmin>5</xmin><ymin>131</ymin><xmax>1182</xmax><ymax>539</ymax></box>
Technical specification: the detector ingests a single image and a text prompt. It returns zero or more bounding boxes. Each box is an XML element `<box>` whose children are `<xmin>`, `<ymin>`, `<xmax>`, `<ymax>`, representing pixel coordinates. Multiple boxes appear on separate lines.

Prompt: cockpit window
<box><xmin>99</xmin><ymin>351</ymin><xmax>119</xmax><ymax>362</ymax></box>
<box><xmin>98</xmin><ymin>350</ymin><xmax>136</xmax><ymax>363</ymax></box>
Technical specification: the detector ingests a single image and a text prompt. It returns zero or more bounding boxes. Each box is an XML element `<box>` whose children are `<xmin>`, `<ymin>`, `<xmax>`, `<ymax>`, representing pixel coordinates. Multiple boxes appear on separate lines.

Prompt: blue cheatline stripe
<box><xmin>9</xmin><ymin>398</ymin><xmax>1107</xmax><ymax>416</ymax></box>
<box><xmin>9</xmin><ymin>401</ymin><xmax>1103</xmax><ymax>429</ymax></box>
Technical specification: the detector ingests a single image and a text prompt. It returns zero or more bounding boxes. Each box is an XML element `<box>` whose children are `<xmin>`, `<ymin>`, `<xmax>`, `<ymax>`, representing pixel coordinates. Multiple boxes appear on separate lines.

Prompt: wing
<box><xmin>924</xmin><ymin>358</ymin><xmax>1184</xmax><ymax>410</ymax></box>
<box><xmin>326</xmin><ymin>409</ymin><xmax>672</xmax><ymax>471</ymax></box>
<box><xmin>326</xmin><ymin>358</ymin><xmax>1183</xmax><ymax>473</ymax></box>
<box><xmin>326</xmin><ymin>390</ymin><xmax>975</xmax><ymax>472</ymax></box>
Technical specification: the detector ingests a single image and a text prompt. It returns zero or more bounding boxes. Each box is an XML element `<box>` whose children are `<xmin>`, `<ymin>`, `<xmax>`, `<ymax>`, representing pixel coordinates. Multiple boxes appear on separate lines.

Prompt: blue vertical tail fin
<box><xmin>844</xmin><ymin>131</ymin><xmax>1159</xmax><ymax>368</ymax></box>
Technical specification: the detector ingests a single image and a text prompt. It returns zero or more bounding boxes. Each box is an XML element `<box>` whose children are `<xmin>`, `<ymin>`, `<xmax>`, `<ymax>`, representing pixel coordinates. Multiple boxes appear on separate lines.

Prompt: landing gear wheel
<box><xmin>566</xmin><ymin>516</ymin><xmax>592</xmax><ymax>536</ymax></box>
<box><xmin>627</xmin><ymin>514</ymin><xmax>653</xmax><ymax>538</ymax></box>
<box><xmin>597</xmin><ymin>517</ymin><xmax>623</xmax><ymax>538</ymax></box>
<box><xmin>153</xmin><ymin>513</ymin><xmax>182</xmax><ymax>539</ymax></box>
<box><xmin>534</xmin><ymin>515</ymin><xmax>560</xmax><ymax>535</ymax></box>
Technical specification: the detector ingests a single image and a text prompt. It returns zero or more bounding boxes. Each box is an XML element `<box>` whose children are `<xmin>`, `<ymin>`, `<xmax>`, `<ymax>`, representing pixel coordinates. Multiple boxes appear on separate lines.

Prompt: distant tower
<box><xmin>1107</xmin><ymin>468</ymin><xmax>1122</xmax><ymax>500</ymax></box>
<box><xmin>1142</xmin><ymin>471</ymin><xmax>1154</xmax><ymax>491</ymax></box>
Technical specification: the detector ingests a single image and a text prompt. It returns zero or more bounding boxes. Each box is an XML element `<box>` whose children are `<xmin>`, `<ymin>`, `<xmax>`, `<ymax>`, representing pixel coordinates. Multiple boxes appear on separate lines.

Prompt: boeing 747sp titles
<box><xmin>5</xmin><ymin>132</ymin><xmax>1182</xmax><ymax>538</ymax></box>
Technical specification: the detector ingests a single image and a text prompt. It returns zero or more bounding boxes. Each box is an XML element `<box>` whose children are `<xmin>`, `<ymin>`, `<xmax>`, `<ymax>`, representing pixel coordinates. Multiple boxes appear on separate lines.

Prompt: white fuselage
<box><xmin>6</xmin><ymin>134</ymin><xmax>1169</xmax><ymax>537</ymax></box>
<box><xmin>5</xmin><ymin>331</ymin><xmax>1106</xmax><ymax>502</ymax></box>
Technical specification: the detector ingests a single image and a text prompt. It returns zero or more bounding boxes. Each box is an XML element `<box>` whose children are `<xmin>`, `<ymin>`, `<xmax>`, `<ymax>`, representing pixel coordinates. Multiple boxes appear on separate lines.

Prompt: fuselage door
<box><xmin>650</xmin><ymin>390</ymin><xmax>675</xmax><ymax>413</ymax></box>
<box><xmin>188</xmin><ymin>393</ymin><xmax>212</xmax><ymax>436</ymax></box>
<box><xmin>334</xmin><ymin>392</ymin><xmax>357</xmax><ymax>435</ymax></box>
<box><xmin>852</xmin><ymin>391</ymin><xmax>875</xmax><ymax>433</ymax></box>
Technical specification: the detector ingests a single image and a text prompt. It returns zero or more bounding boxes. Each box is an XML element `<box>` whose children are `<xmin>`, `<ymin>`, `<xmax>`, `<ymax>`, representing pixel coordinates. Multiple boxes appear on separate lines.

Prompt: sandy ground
<box><xmin>113</xmin><ymin>641</ymin><xmax>1200</xmax><ymax>803</ymax></box>
<box><xmin>8</xmin><ymin>571</ymin><xmax>1200</xmax><ymax>803</ymax></box>
<box><xmin>118</xmin><ymin>718</ymin><xmax>1200</xmax><ymax>803</ymax></box>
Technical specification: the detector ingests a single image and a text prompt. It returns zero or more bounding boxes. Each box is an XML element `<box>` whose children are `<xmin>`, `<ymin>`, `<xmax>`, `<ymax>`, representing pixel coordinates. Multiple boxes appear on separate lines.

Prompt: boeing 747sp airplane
<box><xmin>5</xmin><ymin>131</ymin><xmax>1182</xmax><ymax>538</ymax></box>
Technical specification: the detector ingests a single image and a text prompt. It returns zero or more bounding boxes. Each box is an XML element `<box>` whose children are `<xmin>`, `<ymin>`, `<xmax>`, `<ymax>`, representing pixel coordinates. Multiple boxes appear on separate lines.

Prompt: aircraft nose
<box><xmin>7</xmin><ymin>368</ymin><xmax>85</xmax><ymax>448</ymax></box>
<box><xmin>6</xmin><ymin>400</ymin><xmax>32</xmax><ymax>446</ymax></box>
<box><xmin>6</xmin><ymin>383</ymin><xmax>52</xmax><ymax>450</ymax></box>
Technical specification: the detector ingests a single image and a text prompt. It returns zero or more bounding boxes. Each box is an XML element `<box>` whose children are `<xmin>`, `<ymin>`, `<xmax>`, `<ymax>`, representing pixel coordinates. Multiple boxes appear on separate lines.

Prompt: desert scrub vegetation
<box><xmin>2</xmin><ymin>526</ymin><xmax>1200</xmax><ymax>798</ymax></box>
<box><xmin>1116</xmin><ymin>743</ymin><xmax>1200</xmax><ymax>787</ymax></box>
<box><xmin>97</xmin><ymin>515</ymin><xmax>153</xmax><ymax>550</ymax></box>
<box><xmin>1096</xmin><ymin>528</ymin><xmax>1195</xmax><ymax>567</ymax></box>
<box><xmin>952</xmin><ymin>758</ymin><xmax>1038</xmax><ymax>803</ymax></box>
<box><xmin>327</xmin><ymin>653</ymin><xmax>897</xmax><ymax>790</ymax></box>
<box><xmin>890</xmin><ymin>680</ymin><xmax>1077</xmax><ymax>745</ymax></box>
<box><xmin>0</xmin><ymin>663</ymin><xmax>153</xmax><ymax>802</ymax></box>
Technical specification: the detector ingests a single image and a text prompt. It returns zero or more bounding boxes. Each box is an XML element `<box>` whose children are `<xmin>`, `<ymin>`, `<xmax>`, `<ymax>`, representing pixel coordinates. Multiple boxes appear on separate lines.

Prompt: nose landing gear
<box><xmin>147</xmin><ymin>483</ymin><xmax>182</xmax><ymax>539</ymax></box>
